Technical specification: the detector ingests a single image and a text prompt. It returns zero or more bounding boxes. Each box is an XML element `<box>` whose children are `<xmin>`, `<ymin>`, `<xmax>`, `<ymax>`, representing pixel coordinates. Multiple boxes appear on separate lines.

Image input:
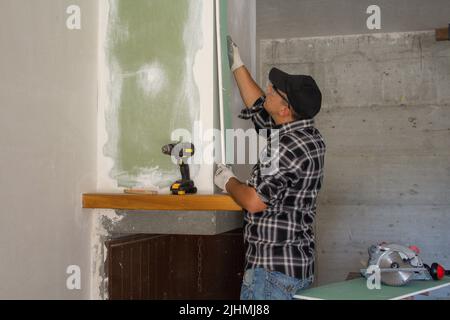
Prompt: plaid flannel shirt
<box><xmin>238</xmin><ymin>96</ymin><xmax>326</xmax><ymax>280</ymax></box>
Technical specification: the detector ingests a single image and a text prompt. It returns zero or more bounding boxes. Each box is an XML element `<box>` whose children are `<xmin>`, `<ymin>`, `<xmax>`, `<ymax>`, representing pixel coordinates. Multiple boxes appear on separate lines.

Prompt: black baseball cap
<box><xmin>269</xmin><ymin>67</ymin><xmax>322</xmax><ymax>119</ymax></box>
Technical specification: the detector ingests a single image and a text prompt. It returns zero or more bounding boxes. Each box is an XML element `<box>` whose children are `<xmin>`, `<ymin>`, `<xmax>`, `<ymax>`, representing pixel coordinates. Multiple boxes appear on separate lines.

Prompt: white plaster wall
<box><xmin>194</xmin><ymin>0</ymin><xmax>216</xmax><ymax>194</ymax></box>
<box><xmin>0</xmin><ymin>0</ymin><xmax>98</xmax><ymax>299</ymax></box>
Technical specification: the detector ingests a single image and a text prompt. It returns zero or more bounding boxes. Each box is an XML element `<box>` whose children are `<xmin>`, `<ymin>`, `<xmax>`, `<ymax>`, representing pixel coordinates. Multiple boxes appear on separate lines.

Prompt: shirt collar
<box><xmin>272</xmin><ymin>118</ymin><xmax>315</xmax><ymax>136</ymax></box>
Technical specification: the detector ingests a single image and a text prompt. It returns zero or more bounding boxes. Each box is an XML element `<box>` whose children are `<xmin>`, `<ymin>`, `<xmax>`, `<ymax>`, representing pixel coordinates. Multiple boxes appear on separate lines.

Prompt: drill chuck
<box><xmin>161</xmin><ymin>142</ymin><xmax>195</xmax><ymax>159</ymax></box>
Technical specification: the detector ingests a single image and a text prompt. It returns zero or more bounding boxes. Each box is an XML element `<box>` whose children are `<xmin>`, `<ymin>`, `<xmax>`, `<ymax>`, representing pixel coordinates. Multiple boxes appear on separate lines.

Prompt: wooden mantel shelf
<box><xmin>82</xmin><ymin>193</ymin><xmax>242</xmax><ymax>212</ymax></box>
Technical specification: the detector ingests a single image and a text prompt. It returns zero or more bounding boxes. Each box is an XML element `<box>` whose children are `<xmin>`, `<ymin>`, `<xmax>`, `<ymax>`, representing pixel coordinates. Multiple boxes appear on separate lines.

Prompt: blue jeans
<box><xmin>240</xmin><ymin>268</ymin><xmax>313</xmax><ymax>300</ymax></box>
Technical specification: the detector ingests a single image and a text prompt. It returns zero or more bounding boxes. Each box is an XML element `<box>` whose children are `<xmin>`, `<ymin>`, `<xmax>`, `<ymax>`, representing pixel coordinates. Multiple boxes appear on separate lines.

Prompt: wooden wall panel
<box><xmin>106</xmin><ymin>230</ymin><xmax>244</xmax><ymax>300</ymax></box>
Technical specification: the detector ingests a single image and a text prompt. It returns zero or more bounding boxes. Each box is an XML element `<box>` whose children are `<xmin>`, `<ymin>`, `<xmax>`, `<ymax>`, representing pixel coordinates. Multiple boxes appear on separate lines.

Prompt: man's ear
<box><xmin>279</xmin><ymin>105</ymin><xmax>291</xmax><ymax>117</ymax></box>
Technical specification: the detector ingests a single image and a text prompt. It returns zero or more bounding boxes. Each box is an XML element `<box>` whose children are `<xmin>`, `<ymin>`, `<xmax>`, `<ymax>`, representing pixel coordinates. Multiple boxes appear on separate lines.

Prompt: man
<box><xmin>214</xmin><ymin>37</ymin><xmax>326</xmax><ymax>300</ymax></box>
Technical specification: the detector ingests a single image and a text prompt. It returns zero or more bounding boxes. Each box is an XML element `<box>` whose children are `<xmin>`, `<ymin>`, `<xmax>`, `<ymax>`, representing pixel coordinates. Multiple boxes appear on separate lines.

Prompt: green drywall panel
<box><xmin>295</xmin><ymin>277</ymin><xmax>450</xmax><ymax>300</ymax></box>
<box><xmin>104</xmin><ymin>0</ymin><xmax>202</xmax><ymax>188</ymax></box>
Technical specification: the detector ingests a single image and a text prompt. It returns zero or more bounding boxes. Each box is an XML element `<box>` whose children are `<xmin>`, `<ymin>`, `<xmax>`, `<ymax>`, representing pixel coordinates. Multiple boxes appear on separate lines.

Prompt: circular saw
<box><xmin>361</xmin><ymin>243</ymin><xmax>432</xmax><ymax>286</ymax></box>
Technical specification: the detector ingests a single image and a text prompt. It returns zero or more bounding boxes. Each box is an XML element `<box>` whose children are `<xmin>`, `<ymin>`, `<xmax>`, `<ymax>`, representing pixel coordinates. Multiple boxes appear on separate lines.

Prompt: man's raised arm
<box><xmin>227</xmin><ymin>36</ymin><xmax>265</xmax><ymax>107</ymax></box>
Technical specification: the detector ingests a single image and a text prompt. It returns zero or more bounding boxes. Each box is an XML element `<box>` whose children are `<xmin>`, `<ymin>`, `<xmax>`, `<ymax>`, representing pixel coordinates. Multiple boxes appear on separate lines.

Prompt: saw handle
<box><xmin>426</xmin><ymin>263</ymin><xmax>449</xmax><ymax>280</ymax></box>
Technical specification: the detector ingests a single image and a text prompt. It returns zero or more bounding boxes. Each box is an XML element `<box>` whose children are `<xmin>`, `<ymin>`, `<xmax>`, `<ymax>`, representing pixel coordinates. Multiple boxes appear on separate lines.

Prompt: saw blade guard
<box><xmin>377</xmin><ymin>250</ymin><xmax>414</xmax><ymax>286</ymax></box>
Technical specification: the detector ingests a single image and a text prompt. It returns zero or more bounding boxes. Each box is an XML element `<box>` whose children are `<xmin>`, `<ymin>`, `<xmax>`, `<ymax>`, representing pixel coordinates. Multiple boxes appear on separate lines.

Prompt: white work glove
<box><xmin>214</xmin><ymin>164</ymin><xmax>236</xmax><ymax>193</ymax></box>
<box><xmin>227</xmin><ymin>36</ymin><xmax>244</xmax><ymax>72</ymax></box>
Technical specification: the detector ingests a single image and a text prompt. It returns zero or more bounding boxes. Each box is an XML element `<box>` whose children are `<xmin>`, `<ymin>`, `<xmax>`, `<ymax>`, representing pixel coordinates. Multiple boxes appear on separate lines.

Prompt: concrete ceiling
<box><xmin>257</xmin><ymin>0</ymin><xmax>450</xmax><ymax>40</ymax></box>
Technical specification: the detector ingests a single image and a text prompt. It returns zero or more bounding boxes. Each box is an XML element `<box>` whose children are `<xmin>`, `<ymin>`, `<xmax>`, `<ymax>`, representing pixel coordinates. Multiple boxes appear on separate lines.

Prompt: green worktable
<box><xmin>294</xmin><ymin>277</ymin><xmax>450</xmax><ymax>300</ymax></box>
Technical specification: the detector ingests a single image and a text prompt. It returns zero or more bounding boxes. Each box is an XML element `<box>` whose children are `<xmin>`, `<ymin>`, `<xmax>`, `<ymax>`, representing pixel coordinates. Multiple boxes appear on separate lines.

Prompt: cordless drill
<box><xmin>162</xmin><ymin>142</ymin><xmax>197</xmax><ymax>195</ymax></box>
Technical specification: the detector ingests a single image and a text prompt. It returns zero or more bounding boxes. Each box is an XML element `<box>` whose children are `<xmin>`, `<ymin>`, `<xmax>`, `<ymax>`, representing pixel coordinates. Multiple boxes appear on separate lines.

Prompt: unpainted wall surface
<box><xmin>258</xmin><ymin>0</ymin><xmax>450</xmax><ymax>40</ymax></box>
<box><xmin>261</xmin><ymin>31</ymin><xmax>450</xmax><ymax>285</ymax></box>
<box><xmin>256</xmin><ymin>0</ymin><xmax>450</xmax><ymax>83</ymax></box>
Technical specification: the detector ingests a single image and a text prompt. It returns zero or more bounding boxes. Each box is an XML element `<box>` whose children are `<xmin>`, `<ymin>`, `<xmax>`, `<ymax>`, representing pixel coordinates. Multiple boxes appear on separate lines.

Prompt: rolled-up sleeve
<box><xmin>238</xmin><ymin>96</ymin><xmax>275</xmax><ymax>131</ymax></box>
<box><xmin>247</xmin><ymin>140</ymin><xmax>300</xmax><ymax>207</ymax></box>
<box><xmin>248</xmin><ymin>170</ymin><xmax>287</xmax><ymax>206</ymax></box>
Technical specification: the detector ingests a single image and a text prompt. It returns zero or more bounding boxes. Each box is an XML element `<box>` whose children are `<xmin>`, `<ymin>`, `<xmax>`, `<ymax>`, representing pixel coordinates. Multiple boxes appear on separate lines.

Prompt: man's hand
<box><xmin>227</xmin><ymin>36</ymin><xmax>244</xmax><ymax>72</ymax></box>
<box><xmin>227</xmin><ymin>36</ymin><xmax>264</xmax><ymax>107</ymax></box>
<box><xmin>214</xmin><ymin>164</ymin><xmax>236</xmax><ymax>192</ymax></box>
